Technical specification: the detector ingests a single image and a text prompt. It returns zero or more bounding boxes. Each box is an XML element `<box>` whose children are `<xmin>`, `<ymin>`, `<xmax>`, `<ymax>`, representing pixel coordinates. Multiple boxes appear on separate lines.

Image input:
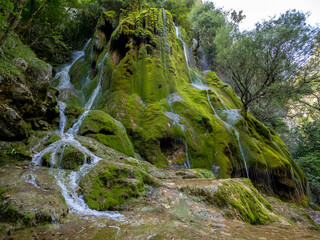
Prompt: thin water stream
<box><xmin>165</xmin><ymin>94</ymin><xmax>191</xmax><ymax>169</ymax></box>
<box><xmin>29</xmin><ymin>41</ymin><xmax>124</xmax><ymax>220</ymax></box>
<box><xmin>174</xmin><ymin>25</ymin><xmax>249</xmax><ymax>177</ymax></box>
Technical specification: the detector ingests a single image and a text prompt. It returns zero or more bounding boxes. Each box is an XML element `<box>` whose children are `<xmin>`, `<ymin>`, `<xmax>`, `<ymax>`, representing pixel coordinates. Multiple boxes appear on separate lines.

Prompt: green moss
<box><xmin>61</xmin><ymin>145</ymin><xmax>85</xmax><ymax>170</ymax></box>
<box><xmin>41</xmin><ymin>152</ymin><xmax>52</xmax><ymax>167</ymax></box>
<box><xmin>84</xmin><ymin>5</ymin><xmax>308</xmax><ymax>202</ymax></box>
<box><xmin>213</xmin><ymin>179</ymin><xmax>274</xmax><ymax>224</ymax></box>
<box><xmin>0</xmin><ymin>34</ymin><xmax>48</xmax><ymax>80</ymax></box>
<box><xmin>123</xmin><ymin>158</ymin><xmax>149</xmax><ymax>172</ymax></box>
<box><xmin>0</xmin><ymin>141</ymin><xmax>32</xmax><ymax>166</ymax></box>
<box><xmin>79</xmin><ymin>110</ymin><xmax>135</xmax><ymax>157</ymax></box>
<box><xmin>58</xmin><ymin>90</ymin><xmax>85</xmax><ymax>108</ymax></box>
<box><xmin>206</xmin><ymin>72</ymin><xmax>242</xmax><ymax>109</ymax></box>
<box><xmin>194</xmin><ymin>169</ymin><xmax>216</xmax><ymax>179</ymax></box>
<box><xmin>81</xmin><ymin>163</ymin><xmax>157</xmax><ymax>210</ymax></box>
<box><xmin>63</xmin><ymin>105</ymin><xmax>85</xmax><ymax>131</ymax></box>
<box><xmin>44</xmin><ymin>133</ymin><xmax>61</xmax><ymax>146</ymax></box>
<box><xmin>0</xmin><ymin>189</ymin><xmax>34</xmax><ymax>227</ymax></box>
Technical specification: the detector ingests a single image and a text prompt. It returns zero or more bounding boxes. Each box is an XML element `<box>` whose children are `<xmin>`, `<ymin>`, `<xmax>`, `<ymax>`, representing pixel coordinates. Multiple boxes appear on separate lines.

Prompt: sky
<box><xmin>208</xmin><ymin>0</ymin><xmax>320</xmax><ymax>30</ymax></box>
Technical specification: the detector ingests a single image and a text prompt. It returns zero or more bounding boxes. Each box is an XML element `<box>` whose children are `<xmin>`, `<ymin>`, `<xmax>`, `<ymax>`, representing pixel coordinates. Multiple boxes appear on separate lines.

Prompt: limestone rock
<box><xmin>0</xmin><ymin>36</ymin><xmax>58</xmax><ymax>141</ymax></box>
<box><xmin>0</xmin><ymin>103</ymin><xmax>30</xmax><ymax>140</ymax></box>
<box><xmin>0</xmin><ymin>166</ymin><xmax>68</xmax><ymax>227</ymax></box>
<box><xmin>79</xmin><ymin>110</ymin><xmax>135</xmax><ymax>157</ymax></box>
<box><xmin>13</xmin><ymin>58</ymin><xmax>28</xmax><ymax>72</ymax></box>
<box><xmin>80</xmin><ymin>160</ymin><xmax>158</xmax><ymax>211</ymax></box>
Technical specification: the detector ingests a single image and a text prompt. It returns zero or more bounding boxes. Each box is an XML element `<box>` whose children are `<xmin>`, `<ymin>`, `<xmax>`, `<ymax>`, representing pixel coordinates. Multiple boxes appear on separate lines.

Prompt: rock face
<box><xmin>79</xmin><ymin>110</ymin><xmax>135</xmax><ymax>157</ymax></box>
<box><xmin>65</xmin><ymin>7</ymin><xmax>308</xmax><ymax>202</ymax></box>
<box><xmin>0</xmin><ymin>5</ymin><xmax>318</xmax><ymax>239</ymax></box>
<box><xmin>0</xmin><ymin>131</ymin><xmax>319</xmax><ymax>238</ymax></box>
<box><xmin>0</xmin><ymin>36</ymin><xmax>59</xmax><ymax>141</ymax></box>
<box><xmin>0</xmin><ymin>166</ymin><xmax>68</xmax><ymax>227</ymax></box>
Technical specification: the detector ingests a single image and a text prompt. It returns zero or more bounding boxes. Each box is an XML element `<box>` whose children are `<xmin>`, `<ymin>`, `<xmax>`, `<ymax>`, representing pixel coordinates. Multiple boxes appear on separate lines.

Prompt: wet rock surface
<box><xmin>0</xmin><ymin>137</ymin><xmax>319</xmax><ymax>239</ymax></box>
<box><xmin>1</xmin><ymin>163</ymin><xmax>320</xmax><ymax>239</ymax></box>
<box><xmin>0</xmin><ymin>166</ymin><xmax>68</xmax><ymax>229</ymax></box>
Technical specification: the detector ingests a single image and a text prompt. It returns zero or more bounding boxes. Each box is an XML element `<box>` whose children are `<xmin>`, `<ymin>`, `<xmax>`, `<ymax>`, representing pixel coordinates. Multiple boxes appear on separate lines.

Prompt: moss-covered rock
<box><xmin>79</xmin><ymin>110</ymin><xmax>135</xmax><ymax>157</ymax></box>
<box><xmin>0</xmin><ymin>166</ymin><xmax>68</xmax><ymax>227</ymax></box>
<box><xmin>180</xmin><ymin>178</ymin><xmax>275</xmax><ymax>224</ymax></box>
<box><xmin>80</xmin><ymin>161</ymin><xmax>158</xmax><ymax>210</ymax></box>
<box><xmin>0</xmin><ymin>140</ymin><xmax>32</xmax><ymax>166</ymax></box>
<box><xmin>194</xmin><ymin>168</ymin><xmax>216</xmax><ymax>179</ymax></box>
<box><xmin>64</xmin><ymin>104</ymin><xmax>84</xmax><ymax>131</ymax></box>
<box><xmin>61</xmin><ymin>145</ymin><xmax>86</xmax><ymax>170</ymax></box>
<box><xmin>55</xmin><ymin>5</ymin><xmax>308</xmax><ymax>203</ymax></box>
<box><xmin>0</xmin><ymin>35</ymin><xmax>57</xmax><ymax>140</ymax></box>
<box><xmin>267</xmin><ymin>197</ymin><xmax>320</xmax><ymax>231</ymax></box>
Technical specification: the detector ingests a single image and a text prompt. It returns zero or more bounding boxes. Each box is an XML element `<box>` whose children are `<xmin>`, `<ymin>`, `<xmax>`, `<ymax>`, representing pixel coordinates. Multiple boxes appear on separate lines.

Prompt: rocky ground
<box><xmin>0</xmin><ymin>133</ymin><xmax>319</xmax><ymax>239</ymax></box>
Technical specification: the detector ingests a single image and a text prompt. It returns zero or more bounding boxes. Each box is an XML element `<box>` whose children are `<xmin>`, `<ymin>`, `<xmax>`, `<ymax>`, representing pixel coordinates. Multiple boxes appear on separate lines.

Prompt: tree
<box><xmin>16</xmin><ymin>0</ymin><xmax>92</xmax><ymax>64</ymax></box>
<box><xmin>215</xmin><ymin>10</ymin><xmax>318</xmax><ymax>119</ymax></box>
<box><xmin>189</xmin><ymin>2</ymin><xmax>226</xmax><ymax>67</ymax></box>
<box><xmin>0</xmin><ymin>0</ymin><xmax>27</xmax><ymax>48</ymax></box>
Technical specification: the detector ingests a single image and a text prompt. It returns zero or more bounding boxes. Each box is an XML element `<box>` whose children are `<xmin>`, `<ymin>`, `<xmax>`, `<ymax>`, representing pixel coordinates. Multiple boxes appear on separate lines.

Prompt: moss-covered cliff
<box><xmin>0</xmin><ymin>35</ymin><xmax>59</xmax><ymax>141</ymax></box>
<box><xmin>65</xmin><ymin>7</ymin><xmax>308</xmax><ymax>203</ymax></box>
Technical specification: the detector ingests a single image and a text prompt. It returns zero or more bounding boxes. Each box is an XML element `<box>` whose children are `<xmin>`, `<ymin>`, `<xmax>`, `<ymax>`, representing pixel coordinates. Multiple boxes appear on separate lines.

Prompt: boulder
<box><xmin>0</xmin><ymin>103</ymin><xmax>30</xmax><ymax>140</ymax></box>
<box><xmin>80</xmin><ymin>160</ymin><xmax>158</xmax><ymax>210</ymax></box>
<box><xmin>0</xmin><ymin>166</ymin><xmax>68</xmax><ymax>227</ymax></box>
<box><xmin>0</xmin><ymin>35</ymin><xmax>58</xmax><ymax>141</ymax></box>
<box><xmin>79</xmin><ymin>110</ymin><xmax>135</xmax><ymax>157</ymax></box>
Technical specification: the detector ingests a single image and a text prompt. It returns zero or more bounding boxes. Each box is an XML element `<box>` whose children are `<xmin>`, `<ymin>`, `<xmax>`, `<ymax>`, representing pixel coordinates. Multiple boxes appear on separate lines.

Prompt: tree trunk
<box><xmin>0</xmin><ymin>0</ymin><xmax>26</xmax><ymax>48</ymax></box>
<box><xmin>16</xmin><ymin>0</ymin><xmax>48</xmax><ymax>35</ymax></box>
<box><xmin>241</xmin><ymin>105</ymin><xmax>249</xmax><ymax>120</ymax></box>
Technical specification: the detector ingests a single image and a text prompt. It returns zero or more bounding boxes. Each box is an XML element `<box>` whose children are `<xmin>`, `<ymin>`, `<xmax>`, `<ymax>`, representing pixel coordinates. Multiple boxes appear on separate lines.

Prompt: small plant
<box><xmin>7</xmin><ymin>146</ymin><xmax>17</xmax><ymax>156</ymax></box>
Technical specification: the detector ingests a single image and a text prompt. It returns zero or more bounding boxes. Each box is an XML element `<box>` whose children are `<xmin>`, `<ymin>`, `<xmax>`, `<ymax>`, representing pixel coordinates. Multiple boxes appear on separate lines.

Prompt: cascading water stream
<box><xmin>174</xmin><ymin>25</ymin><xmax>249</xmax><ymax>177</ymax></box>
<box><xmin>174</xmin><ymin>24</ymin><xmax>207</xmax><ymax>87</ymax></box>
<box><xmin>166</xmin><ymin>93</ymin><xmax>191</xmax><ymax>169</ymax></box>
<box><xmin>206</xmin><ymin>89</ymin><xmax>249</xmax><ymax>178</ymax></box>
<box><xmin>162</xmin><ymin>8</ymin><xmax>169</xmax><ymax>52</ymax></box>
<box><xmin>174</xmin><ymin>24</ymin><xmax>190</xmax><ymax>67</ymax></box>
<box><xmin>30</xmin><ymin>43</ymin><xmax>123</xmax><ymax>220</ymax></box>
<box><xmin>55</xmin><ymin>39</ymin><xmax>91</xmax><ymax>90</ymax></box>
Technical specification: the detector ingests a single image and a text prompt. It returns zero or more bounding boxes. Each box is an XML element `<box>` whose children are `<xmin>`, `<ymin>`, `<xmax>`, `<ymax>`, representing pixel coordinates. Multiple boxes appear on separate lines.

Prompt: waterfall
<box><xmin>30</xmin><ymin>43</ymin><xmax>123</xmax><ymax>220</ymax></box>
<box><xmin>206</xmin><ymin>89</ymin><xmax>249</xmax><ymax>178</ymax></box>
<box><xmin>166</xmin><ymin>93</ymin><xmax>191</xmax><ymax>169</ymax></box>
<box><xmin>174</xmin><ymin>24</ymin><xmax>206</xmax><ymax>87</ymax></box>
<box><xmin>57</xmin><ymin>101</ymin><xmax>67</xmax><ymax>134</ymax></box>
<box><xmin>174</xmin><ymin>24</ymin><xmax>190</xmax><ymax>66</ymax></box>
<box><xmin>85</xmin><ymin>52</ymin><xmax>109</xmax><ymax>109</ymax></box>
<box><xmin>55</xmin><ymin>39</ymin><xmax>91</xmax><ymax>90</ymax></box>
<box><xmin>198</xmin><ymin>46</ymin><xmax>210</xmax><ymax>72</ymax></box>
<box><xmin>162</xmin><ymin>8</ymin><xmax>169</xmax><ymax>52</ymax></box>
<box><xmin>174</xmin><ymin>25</ymin><xmax>249</xmax><ymax>177</ymax></box>
<box><xmin>184</xmin><ymin>142</ymin><xmax>191</xmax><ymax>169</ymax></box>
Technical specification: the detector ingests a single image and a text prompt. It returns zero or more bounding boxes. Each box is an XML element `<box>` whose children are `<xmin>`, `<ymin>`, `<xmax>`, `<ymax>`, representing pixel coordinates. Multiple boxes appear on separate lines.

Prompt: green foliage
<box><xmin>17</xmin><ymin>0</ymin><xmax>72</xmax><ymax>64</ymax></box>
<box><xmin>0</xmin><ymin>0</ymin><xmax>15</xmax><ymax>30</ymax></box>
<box><xmin>15</xmin><ymin>0</ymin><xmax>101</xmax><ymax>64</ymax></box>
<box><xmin>63</xmin><ymin>1</ymin><xmax>102</xmax><ymax>49</ymax></box>
<box><xmin>295</xmin><ymin>117</ymin><xmax>320</xmax><ymax>157</ymax></box>
<box><xmin>293</xmin><ymin>112</ymin><xmax>320</xmax><ymax>206</ymax></box>
<box><xmin>189</xmin><ymin>2</ymin><xmax>226</xmax><ymax>67</ymax></box>
<box><xmin>164</xmin><ymin>0</ymin><xmax>195</xmax><ymax>33</ymax></box>
<box><xmin>215</xmin><ymin>10</ymin><xmax>317</xmax><ymax>118</ymax></box>
<box><xmin>295</xmin><ymin>154</ymin><xmax>320</xmax><ymax>206</ymax></box>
